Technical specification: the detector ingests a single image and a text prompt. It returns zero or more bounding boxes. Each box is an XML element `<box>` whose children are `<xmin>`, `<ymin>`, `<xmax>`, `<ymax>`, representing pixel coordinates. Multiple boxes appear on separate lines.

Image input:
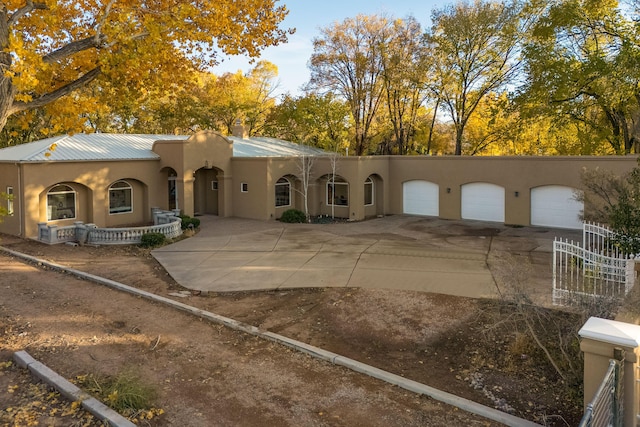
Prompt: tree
<box><xmin>0</xmin><ymin>0</ymin><xmax>292</xmax><ymax>133</ymax></box>
<box><xmin>308</xmin><ymin>14</ymin><xmax>392</xmax><ymax>155</ymax></box>
<box><xmin>193</xmin><ymin>61</ymin><xmax>279</xmax><ymax>136</ymax></box>
<box><xmin>242</xmin><ymin>61</ymin><xmax>280</xmax><ymax>136</ymax></box>
<box><xmin>426</xmin><ymin>0</ymin><xmax>523</xmax><ymax>155</ymax></box>
<box><xmin>579</xmin><ymin>163</ymin><xmax>640</xmax><ymax>254</ymax></box>
<box><xmin>379</xmin><ymin>16</ymin><xmax>431</xmax><ymax>155</ymax></box>
<box><xmin>296</xmin><ymin>154</ymin><xmax>316</xmax><ymax>222</ymax></box>
<box><xmin>521</xmin><ymin>0</ymin><xmax>640</xmax><ymax>154</ymax></box>
<box><xmin>264</xmin><ymin>93</ymin><xmax>350</xmax><ymax>151</ymax></box>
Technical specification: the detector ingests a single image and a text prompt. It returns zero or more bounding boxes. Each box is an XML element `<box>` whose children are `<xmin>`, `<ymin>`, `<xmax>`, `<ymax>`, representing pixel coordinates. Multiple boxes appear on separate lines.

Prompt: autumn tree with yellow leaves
<box><xmin>0</xmin><ymin>0</ymin><xmax>292</xmax><ymax>134</ymax></box>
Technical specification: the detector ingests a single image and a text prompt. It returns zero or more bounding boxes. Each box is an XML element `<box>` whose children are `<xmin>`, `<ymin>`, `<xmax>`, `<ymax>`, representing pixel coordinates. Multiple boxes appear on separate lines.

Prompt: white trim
<box><xmin>275</xmin><ymin>177</ymin><xmax>291</xmax><ymax>207</ymax></box>
<box><xmin>6</xmin><ymin>186</ymin><xmax>13</xmax><ymax>215</ymax></box>
<box><xmin>108</xmin><ymin>180</ymin><xmax>133</xmax><ymax>215</ymax></box>
<box><xmin>364</xmin><ymin>177</ymin><xmax>374</xmax><ymax>206</ymax></box>
<box><xmin>47</xmin><ymin>184</ymin><xmax>76</xmax><ymax>221</ymax></box>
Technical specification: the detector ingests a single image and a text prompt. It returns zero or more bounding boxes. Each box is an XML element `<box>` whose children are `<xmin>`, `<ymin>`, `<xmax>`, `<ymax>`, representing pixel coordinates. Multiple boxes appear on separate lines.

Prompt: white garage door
<box><xmin>403</xmin><ymin>180</ymin><xmax>439</xmax><ymax>216</ymax></box>
<box><xmin>531</xmin><ymin>186</ymin><xmax>583</xmax><ymax>229</ymax></box>
<box><xmin>461</xmin><ymin>183</ymin><xmax>505</xmax><ymax>222</ymax></box>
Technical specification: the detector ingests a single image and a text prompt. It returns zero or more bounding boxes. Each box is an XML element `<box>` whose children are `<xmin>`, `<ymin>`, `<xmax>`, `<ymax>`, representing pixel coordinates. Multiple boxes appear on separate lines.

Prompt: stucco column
<box><xmin>219</xmin><ymin>173</ymin><xmax>233</xmax><ymax>217</ymax></box>
<box><xmin>504</xmin><ymin>187</ymin><xmax>528</xmax><ymax>226</ymax></box>
<box><xmin>579</xmin><ymin>317</ymin><xmax>640</xmax><ymax>426</ymax></box>
<box><xmin>180</xmin><ymin>176</ymin><xmax>195</xmax><ymax>217</ymax></box>
<box><xmin>349</xmin><ymin>179</ymin><xmax>364</xmax><ymax>221</ymax></box>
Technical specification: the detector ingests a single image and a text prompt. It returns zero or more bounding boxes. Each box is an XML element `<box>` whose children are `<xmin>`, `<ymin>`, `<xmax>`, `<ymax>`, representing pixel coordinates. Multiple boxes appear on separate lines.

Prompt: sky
<box><xmin>213</xmin><ymin>0</ymin><xmax>445</xmax><ymax>98</ymax></box>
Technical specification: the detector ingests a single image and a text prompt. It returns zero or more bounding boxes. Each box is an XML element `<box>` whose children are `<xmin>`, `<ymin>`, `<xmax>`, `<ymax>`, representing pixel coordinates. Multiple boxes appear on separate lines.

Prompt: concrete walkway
<box><xmin>152</xmin><ymin>215</ymin><xmax>582</xmax><ymax>300</ymax></box>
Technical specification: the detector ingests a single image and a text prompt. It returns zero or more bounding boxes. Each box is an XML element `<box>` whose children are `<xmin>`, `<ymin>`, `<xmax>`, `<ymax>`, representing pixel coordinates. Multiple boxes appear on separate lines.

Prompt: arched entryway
<box><xmin>194</xmin><ymin>167</ymin><xmax>222</xmax><ymax>215</ymax></box>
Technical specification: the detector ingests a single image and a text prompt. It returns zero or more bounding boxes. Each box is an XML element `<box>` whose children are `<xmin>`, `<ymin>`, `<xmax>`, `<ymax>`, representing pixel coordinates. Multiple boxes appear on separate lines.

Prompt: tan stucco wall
<box><xmin>387</xmin><ymin>156</ymin><xmax>638</xmax><ymax>226</ymax></box>
<box><xmin>1</xmin><ymin>138</ymin><xmax>639</xmax><ymax>238</ymax></box>
<box><xmin>6</xmin><ymin>160</ymin><xmax>161</xmax><ymax>237</ymax></box>
<box><xmin>0</xmin><ymin>163</ymin><xmax>21</xmax><ymax>236</ymax></box>
<box><xmin>221</xmin><ymin>155</ymin><xmax>639</xmax><ymax>225</ymax></box>
<box><xmin>153</xmin><ymin>131</ymin><xmax>233</xmax><ymax>217</ymax></box>
<box><xmin>580</xmin><ymin>337</ymin><xmax>640</xmax><ymax>427</ymax></box>
<box><xmin>230</xmin><ymin>158</ymin><xmax>271</xmax><ymax>220</ymax></box>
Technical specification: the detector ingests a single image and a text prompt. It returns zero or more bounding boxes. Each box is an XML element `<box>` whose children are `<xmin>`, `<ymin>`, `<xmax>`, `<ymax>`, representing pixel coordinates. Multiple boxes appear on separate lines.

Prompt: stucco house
<box><xmin>0</xmin><ymin>125</ymin><xmax>637</xmax><ymax>240</ymax></box>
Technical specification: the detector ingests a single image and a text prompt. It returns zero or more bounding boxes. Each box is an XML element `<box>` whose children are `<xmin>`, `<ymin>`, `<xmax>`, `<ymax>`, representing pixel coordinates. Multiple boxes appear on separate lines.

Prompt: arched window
<box><xmin>47</xmin><ymin>184</ymin><xmax>76</xmax><ymax>220</ymax></box>
<box><xmin>364</xmin><ymin>177</ymin><xmax>374</xmax><ymax>206</ymax></box>
<box><xmin>109</xmin><ymin>180</ymin><xmax>133</xmax><ymax>214</ymax></box>
<box><xmin>327</xmin><ymin>176</ymin><xmax>348</xmax><ymax>206</ymax></box>
<box><xmin>275</xmin><ymin>177</ymin><xmax>291</xmax><ymax>207</ymax></box>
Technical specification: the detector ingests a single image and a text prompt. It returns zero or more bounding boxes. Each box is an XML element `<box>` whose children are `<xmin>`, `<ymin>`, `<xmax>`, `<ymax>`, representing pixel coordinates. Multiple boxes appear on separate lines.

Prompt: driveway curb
<box><xmin>2</xmin><ymin>246</ymin><xmax>541</xmax><ymax>427</ymax></box>
<box><xmin>13</xmin><ymin>350</ymin><xmax>135</xmax><ymax>427</ymax></box>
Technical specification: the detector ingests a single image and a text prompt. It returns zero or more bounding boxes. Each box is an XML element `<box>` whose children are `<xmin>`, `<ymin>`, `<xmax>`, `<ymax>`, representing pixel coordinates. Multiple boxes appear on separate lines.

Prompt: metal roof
<box><xmin>0</xmin><ymin>134</ymin><xmax>188</xmax><ymax>162</ymax></box>
<box><xmin>0</xmin><ymin>133</ymin><xmax>327</xmax><ymax>162</ymax></box>
<box><xmin>228</xmin><ymin>136</ymin><xmax>328</xmax><ymax>157</ymax></box>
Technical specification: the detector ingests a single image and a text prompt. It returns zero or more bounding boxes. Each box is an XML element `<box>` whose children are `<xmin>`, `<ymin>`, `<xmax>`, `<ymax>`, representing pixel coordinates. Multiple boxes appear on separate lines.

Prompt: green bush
<box><xmin>280</xmin><ymin>209</ymin><xmax>307</xmax><ymax>223</ymax></box>
<box><xmin>179</xmin><ymin>215</ymin><xmax>200</xmax><ymax>230</ymax></box>
<box><xmin>140</xmin><ymin>232</ymin><xmax>166</xmax><ymax>248</ymax></box>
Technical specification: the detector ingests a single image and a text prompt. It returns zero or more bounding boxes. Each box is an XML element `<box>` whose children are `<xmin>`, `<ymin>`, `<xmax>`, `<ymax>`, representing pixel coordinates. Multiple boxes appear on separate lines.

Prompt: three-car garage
<box><xmin>402</xmin><ymin>180</ymin><xmax>583</xmax><ymax>230</ymax></box>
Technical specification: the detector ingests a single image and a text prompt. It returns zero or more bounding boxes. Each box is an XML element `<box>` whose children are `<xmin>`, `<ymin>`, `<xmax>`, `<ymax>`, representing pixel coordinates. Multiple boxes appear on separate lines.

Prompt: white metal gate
<box><xmin>552</xmin><ymin>222</ymin><xmax>636</xmax><ymax>305</ymax></box>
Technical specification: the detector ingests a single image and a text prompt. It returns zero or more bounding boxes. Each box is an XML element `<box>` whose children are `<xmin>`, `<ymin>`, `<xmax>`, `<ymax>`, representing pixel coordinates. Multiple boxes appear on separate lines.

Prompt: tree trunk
<box><xmin>0</xmin><ymin>8</ymin><xmax>14</xmax><ymax>133</ymax></box>
<box><xmin>427</xmin><ymin>99</ymin><xmax>439</xmax><ymax>155</ymax></box>
<box><xmin>0</xmin><ymin>54</ymin><xmax>16</xmax><ymax>133</ymax></box>
<box><xmin>455</xmin><ymin>126</ymin><xmax>464</xmax><ymax>155</ymax></box>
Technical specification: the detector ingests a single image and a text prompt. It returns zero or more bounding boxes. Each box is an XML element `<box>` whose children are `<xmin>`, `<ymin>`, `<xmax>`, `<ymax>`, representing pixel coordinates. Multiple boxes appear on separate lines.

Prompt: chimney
<box><xmin>232</xmin><ymin>119</ymin><xmax>248</xmax><ymax>139</ymax></box>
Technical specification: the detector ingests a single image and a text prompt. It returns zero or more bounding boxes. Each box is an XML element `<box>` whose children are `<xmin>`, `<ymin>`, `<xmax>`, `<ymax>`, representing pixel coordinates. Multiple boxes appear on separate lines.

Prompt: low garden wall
<box><xmin>37</xmin><ymin>208</ymin><xmax>183</xmax><ymax>245</ymax></box>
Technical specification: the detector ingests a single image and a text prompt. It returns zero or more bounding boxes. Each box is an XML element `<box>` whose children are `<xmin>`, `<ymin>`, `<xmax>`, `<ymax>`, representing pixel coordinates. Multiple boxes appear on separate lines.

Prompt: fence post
<box><xmin>579</xmin><ymin>317</ymin><xmax>640</xmax><ymax>427</ymax></box>
<box><xmin>612</xmin><ymin>347</ymin><xmax>625</xmax><ymax>427</ymax></box>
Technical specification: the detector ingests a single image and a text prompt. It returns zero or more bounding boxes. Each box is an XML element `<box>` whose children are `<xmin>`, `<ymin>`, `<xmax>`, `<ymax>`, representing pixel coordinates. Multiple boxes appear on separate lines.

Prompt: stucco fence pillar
<box><xmin>579</xmin><ymin>317</ymin><xmax>640</xmax><ymax>426</ymax></box>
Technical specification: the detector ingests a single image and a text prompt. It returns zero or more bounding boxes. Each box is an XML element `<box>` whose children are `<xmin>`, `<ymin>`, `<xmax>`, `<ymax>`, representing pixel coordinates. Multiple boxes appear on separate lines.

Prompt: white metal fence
<box><xmin>553</xmin><ymin>223</ymin><xmax>637</xmax><ymax>305</ymax></box>
<box><xmin>578</xmin><ymin>351</ymin><xmax>625</xmax><ymax>427</ymax></box>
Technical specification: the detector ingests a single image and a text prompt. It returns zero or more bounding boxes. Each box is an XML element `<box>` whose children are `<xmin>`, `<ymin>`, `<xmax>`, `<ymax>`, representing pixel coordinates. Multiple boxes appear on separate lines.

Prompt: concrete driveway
<box><xmin>152</xmin><ymin>215</ymin><xmax>581</xmax><ymax>302</ymax></box>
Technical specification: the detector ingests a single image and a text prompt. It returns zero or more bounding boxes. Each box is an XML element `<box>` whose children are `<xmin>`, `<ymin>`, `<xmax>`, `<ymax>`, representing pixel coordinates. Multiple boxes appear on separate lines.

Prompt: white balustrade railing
<box><xmin>37</xmin><ymin>208</ymin><xmax>183</xmax><ymax>245</ymax></box>
<box><xmin>86</xmin><ymin>219</ymin><xmax>182</xmax><ymax>245</ymax></box>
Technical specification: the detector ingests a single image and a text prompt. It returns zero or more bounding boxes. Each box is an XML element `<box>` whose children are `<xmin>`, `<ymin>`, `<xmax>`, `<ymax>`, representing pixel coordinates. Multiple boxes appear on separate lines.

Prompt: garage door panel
<box><xmin>461</xmin><ymin>183</ymin><xmax>505</xmax><ymax>222</ymax></box>
<box><xmin>403</xmin><ymin>181</ymin><xmax>439</xmax><ymax>216</ymax></box>
<box><xmin>531</xmin><ymin>186</ymin><xmax>582</xmax><ymax>229</ymax></box>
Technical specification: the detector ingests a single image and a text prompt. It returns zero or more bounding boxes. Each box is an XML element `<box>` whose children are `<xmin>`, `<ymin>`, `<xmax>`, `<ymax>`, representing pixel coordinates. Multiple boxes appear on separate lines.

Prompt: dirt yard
<box><xmin>0</xmin><ymin>231</ymin><xmax>585</xmax><ymax>426</ymax></box>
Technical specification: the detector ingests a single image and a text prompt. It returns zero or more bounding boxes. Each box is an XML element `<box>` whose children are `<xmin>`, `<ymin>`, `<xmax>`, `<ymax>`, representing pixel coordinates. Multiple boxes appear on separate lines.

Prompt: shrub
<box><xmin>280</xmin><ymin>209</ymin><xmax>306</xmax><ymax>223</ymax></box>
<box><xmin>76</xmin><ymin>370</ymin><xmax>159</xmax><ymax>413</ymax></box>
<box><xmin>140</xmin><ymin>232</ymin><xmax>166</xmax><ymax>248</ymax></box>
<box><xmin>179</xmin><ymin>214</ymin><xmax>200</xmax><ymax>230</ymax></box>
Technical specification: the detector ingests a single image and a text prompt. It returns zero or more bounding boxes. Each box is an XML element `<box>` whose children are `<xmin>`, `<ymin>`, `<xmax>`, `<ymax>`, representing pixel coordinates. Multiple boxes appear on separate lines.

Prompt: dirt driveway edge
<box><xmin>1</xmin><ymin>245</ymin><xmax>541</xmax><ymax>427</ymax></box>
